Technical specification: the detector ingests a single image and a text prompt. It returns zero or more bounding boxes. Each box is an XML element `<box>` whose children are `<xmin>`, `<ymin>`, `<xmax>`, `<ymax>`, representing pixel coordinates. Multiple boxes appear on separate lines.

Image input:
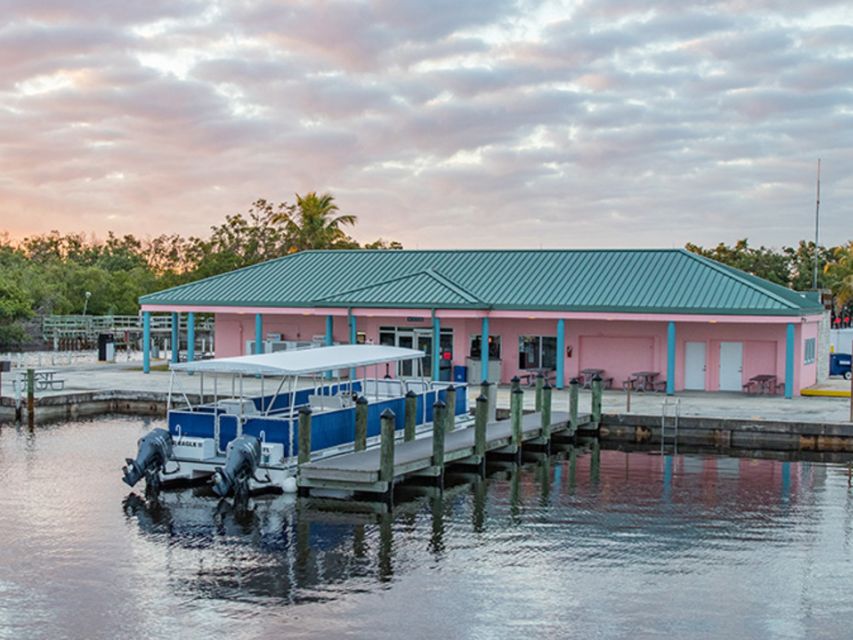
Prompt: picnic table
<box><xmin>15</xmin><ymin>369</ymin><xmax>66</xmax><ymax>392</ymax></box>
<box><xmin>579</xmin><ymin>368</ymin><xmax>613</xmax><ymax>389</ymax></box>
<box><xmin>745</xmin><ymin>374</ymin><xmax>778</xmax><ymax>395</ymax></box>
<box><xmin>579</xmin><ymin>368</ymin><xmax>603</xmax><ymax>389</ymax></box>
<box><xmin>517</xmin><ymin>368</ymin><xmax>555</xmax><ymax>387</ymax></box>
<box><xmin>625</xmin><ymin>371</ymin><xmax>661</xmax><ymax>392</ymax></box>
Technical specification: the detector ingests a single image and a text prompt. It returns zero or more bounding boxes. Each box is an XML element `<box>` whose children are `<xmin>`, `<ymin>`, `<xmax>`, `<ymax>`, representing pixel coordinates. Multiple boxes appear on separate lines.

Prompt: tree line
<box><xmin>1</xmin><ymin>194</ymin><xmax>852</xmax><ymax>348</ymax></box>
<box><xmin>0</xmin><ymin>192</ymin><xmax>400</xmax><ymax>347</ymax></box>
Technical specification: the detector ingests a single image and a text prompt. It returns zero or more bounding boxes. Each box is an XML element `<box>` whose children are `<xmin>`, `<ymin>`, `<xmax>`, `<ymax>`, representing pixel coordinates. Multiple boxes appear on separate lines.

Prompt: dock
<box><xmin>298</xmin><ymin>379</ymin><xmax>587</xmax><ymax>498</ymax></box>
<box><xmin>300</xmin><ymin>410</ymin><xmax>574</xmax><ymax>494</ymax></box>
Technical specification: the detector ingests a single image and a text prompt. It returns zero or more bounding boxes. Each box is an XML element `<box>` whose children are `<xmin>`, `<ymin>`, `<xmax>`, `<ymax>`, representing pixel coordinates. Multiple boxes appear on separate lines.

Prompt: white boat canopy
<box><xmin>170</xmin><ymin>344</ymin><xmax>425</xmax><ymax>376</ymax></box>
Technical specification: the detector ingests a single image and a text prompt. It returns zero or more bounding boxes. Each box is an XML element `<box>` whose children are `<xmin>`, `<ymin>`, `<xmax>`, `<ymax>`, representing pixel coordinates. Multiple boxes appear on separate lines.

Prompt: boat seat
<box><xmin>364</xmin><ymin>379</ymin><xmax>405</xmax><ymax>398</ymax></box>
<box><xmin>217</xmin><ymin>398</ymin><xmax>259</xmax><ymax>416</ymax></box>
<box><xmin>308</xmin><ymin>394</ymin><xmax>351</xmax><ymax>411</ymax></box>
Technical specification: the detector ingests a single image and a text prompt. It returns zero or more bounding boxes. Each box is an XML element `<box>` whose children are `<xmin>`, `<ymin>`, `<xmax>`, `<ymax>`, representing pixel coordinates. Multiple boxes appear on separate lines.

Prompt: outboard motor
<box><xmin>212</xmin><ymin>435</ymin><xmax>262</xmax><ymax>500</ymax></box>
<box><xmin>122</xmin><ymin>428</ymin><xmax>174</xmax><ymax>495</ymax></box>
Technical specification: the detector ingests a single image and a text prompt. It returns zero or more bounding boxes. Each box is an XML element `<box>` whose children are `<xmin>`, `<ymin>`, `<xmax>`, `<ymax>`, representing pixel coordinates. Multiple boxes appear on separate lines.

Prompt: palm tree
<box><xmin>273</xmin><ymin>192</ymin><xmax>358</xmax><ymax>252</ymax></box>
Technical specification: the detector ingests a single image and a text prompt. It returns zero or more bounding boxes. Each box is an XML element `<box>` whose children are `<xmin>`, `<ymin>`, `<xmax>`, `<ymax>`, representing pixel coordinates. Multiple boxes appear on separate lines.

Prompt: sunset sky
<box><xmin>1</xmin><ymin>0</ymin><xmax>851</xmax><ymax>249</ymax></box>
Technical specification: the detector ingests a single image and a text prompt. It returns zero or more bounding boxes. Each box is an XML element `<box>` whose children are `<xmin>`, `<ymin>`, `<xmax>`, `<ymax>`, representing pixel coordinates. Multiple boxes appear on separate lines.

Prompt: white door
<box><xmin>684</xmin><ymin>342</ymin><xmax>706</xmax><ymax>390</ymax></box>
<box><xmin>719</xmin><ymin>342</ymin><xmax>743</xmax><ymax>391</ymax></box>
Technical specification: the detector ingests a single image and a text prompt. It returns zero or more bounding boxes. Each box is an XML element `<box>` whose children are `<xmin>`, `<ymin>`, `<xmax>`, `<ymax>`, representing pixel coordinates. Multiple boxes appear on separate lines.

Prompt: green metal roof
<box><xmin>316</xmin><ymin>269</ymin><xmax>484</xmax><ymax>307</ymax></box>
<box><xmin>139</xmin><ymin>249</ymin><xmax>825</xmax><ymax>316</ymax></box>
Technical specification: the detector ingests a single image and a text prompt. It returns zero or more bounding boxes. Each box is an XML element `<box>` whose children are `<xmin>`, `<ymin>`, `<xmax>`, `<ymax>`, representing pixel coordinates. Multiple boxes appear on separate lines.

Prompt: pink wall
<box><xmin>212</xmin><ymin>311</ymin><xmax>818</xmax><ymax>393</ymax></box>
<box><xmin>801</xmin><ymin>320</ymin><xmax>818</xmax><ymax>388</ymax></box>
<box><xmin>215</xmin><ymin>313</ymin><xmax>328</xmax><ymax>356</ymax></box>
<box><xmin>676</xmin><ymin>322</ymin><xmax>788</xmax><ymax>391</ymax></box>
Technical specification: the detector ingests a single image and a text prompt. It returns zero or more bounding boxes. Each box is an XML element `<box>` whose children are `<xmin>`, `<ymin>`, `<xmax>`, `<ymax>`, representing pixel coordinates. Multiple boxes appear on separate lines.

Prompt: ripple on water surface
<box><xmin>1</xmin><ymin>416</ymin><xmax>852</xmax><ymax>640</ymax></box>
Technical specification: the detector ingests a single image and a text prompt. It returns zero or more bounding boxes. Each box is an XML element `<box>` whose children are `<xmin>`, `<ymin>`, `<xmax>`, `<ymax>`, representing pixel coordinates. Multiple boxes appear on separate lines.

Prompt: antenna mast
<box><xmin>812</xmin><ymin>158</ymin><xmax>821</xmax><ymax>290</ymax></box>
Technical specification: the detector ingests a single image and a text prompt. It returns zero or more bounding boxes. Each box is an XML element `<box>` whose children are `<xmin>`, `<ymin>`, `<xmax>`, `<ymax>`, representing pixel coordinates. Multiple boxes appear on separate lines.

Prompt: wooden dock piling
<box><xmin>541</xmin><ymin>382</ymin><xmax>552</xmax><ymax>444</ymax></box>
<box><xmin>569</xmin><ymin>378</ymin><xmax>579</xmax><ymax>434</ymax></box>
<box><xmin>535</xmin><ymin>373</ymin><xmax>544</xmax><ymax>411</ymax></box>
<box><xmin>355</xmin><ymin>396</ymin><xmax>368</xmax><ymax>451</ymax></box>
<box><xmin>379</xmin><ymin>409</ymin><xmax>396</xmax><ymax>493</ymax></box>
<box><xmin>591</xmin><ymin>375</ymin><xmax>603</xmax><ymax>427</ymax></box>
<box><xmin>511</xmin><ymin>386</ymin><xmax>523</xmax><ymax>462</ymax></box>
<box><xmin>404</xmin><ymin>390</ymin><xmax>417</xmax><ymax>442</ymax></box>
<box><xmin>445</xmin><ymin>385</ymin><xmax>456</xmax><ymax>433</ymax></box>
<box><xmin>27</xmin><ymin>368</ymin><xmax>34</xmax><ymax>428</ymax></box>
<box><xmin>510</xmin><ymin>375</ymin><xmax>520</xmax><ymax>392</ymax></box>
<box><xmin>474</xmin><ymin>394</ymin><xmax>488</xmax><ymax>474</ymax></box>
<box><xmin>480</xmin><ymin>379</ymin><xmax>495</xmax><ymax>422</ymax></box>
<box><xmin>298</xmin><ymin>406</ymin><xmax>312</xmax><ymax>465</ymax></box>
<box><xmin>432</xmin><ymin>400</ymin><xmax>447</xmax><ymax>487</ymax></box>
<box><xmin>474</xmin><ymin>394</ymin><xmax>487</xmax><ymax>461</ymax></box>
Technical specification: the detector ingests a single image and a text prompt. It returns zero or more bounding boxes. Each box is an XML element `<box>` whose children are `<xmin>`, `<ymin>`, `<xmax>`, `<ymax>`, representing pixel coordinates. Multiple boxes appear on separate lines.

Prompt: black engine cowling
<box><xmin>212</xmin><ymin>435</ymin><xmax>262</xmax><ymax>498</ymax></box>
<box><xmin>122</xmin><ymin>428</ymin><xmax>174</xmax><ymax>490</ymax></box>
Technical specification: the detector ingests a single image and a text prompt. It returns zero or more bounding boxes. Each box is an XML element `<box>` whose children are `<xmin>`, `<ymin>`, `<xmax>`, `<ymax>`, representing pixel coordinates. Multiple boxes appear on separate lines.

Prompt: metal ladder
<box><xmin>660</xmin><ymin>398</ymin><xmax>681</xmax><ymax>454</ymax></box>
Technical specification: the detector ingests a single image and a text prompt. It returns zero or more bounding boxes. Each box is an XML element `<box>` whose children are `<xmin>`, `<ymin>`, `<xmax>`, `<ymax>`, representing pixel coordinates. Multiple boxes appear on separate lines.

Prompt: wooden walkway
<box><xmin>299</xmin><ymin>410</ymin><xmax>577</xmax><ymax>495</ymax></box>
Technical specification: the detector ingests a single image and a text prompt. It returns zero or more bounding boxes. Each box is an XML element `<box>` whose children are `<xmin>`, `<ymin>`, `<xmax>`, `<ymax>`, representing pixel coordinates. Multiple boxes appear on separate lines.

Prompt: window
<box><xmin>804</xmin><ymin>338</ymin><xmax>816</xmax><ymax>365</ymax></box>
<box><xmin>469</xmin><ymin>335</ymin><xmax>501</xmax><ymax>360</ymax></box>
<box><xmin>518</xmin><ymin>335</ymin><xmax>557</xmax><ymax>370</ymax></box>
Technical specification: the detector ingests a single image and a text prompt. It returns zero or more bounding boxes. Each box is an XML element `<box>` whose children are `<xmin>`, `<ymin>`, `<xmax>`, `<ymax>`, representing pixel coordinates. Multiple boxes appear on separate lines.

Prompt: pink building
<box><xmin>139</xmin><ymin>249</ymin><xmax>827</xmax><ymax>397</ymax></box>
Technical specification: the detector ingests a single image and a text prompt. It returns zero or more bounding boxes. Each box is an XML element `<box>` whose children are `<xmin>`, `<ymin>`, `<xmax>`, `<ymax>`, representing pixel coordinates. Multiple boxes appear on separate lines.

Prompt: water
<box><xmin>1</xmin><ymin>417</ymin><xmax>852</xmax><ymax>640</ymax></box>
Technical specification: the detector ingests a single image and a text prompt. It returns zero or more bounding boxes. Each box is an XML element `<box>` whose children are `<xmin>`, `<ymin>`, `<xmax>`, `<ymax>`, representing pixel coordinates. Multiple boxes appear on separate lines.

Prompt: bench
<box><xmin>742</xmin><ymin>380</ymin><xmax>758</xmax><ymax>394</ymax></box>
<box><xmin>622</xmin><ymin>377</ymin><xmax>638</xmax><ymax>391</ymax></box>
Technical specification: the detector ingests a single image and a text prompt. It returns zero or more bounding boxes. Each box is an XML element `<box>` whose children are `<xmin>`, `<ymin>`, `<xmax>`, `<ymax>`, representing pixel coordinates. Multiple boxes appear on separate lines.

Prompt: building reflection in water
<box><xmin>122</xmin><ymin>443</ymin><xmax>846</xmax><ymax>605</ymax></box>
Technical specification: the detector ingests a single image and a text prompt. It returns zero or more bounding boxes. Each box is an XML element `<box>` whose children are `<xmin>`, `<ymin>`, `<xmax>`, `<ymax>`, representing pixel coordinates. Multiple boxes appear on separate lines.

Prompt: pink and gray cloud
<box><xmin>0</xmin><ymin>0</ymin><xmax>850</xmax><ymax>248</ymax></box>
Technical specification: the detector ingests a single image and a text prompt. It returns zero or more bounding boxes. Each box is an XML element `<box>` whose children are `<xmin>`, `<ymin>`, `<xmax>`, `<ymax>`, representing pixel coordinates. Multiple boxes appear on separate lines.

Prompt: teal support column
<box><xmin>348</xmin><ymin>310</ymin><xmax>357</xmax><ymax>379</ymax></box>
<box><xmin>666</xmin><ymin>321</ymin><xmax>676</xmax><ymax>396</ymax></box>
<box><xmin>325</xmin><ymin>315</ymin><xmax>334</xmax><ymax>345</ymax></box>
<box><xmin>325</xmin><ymin>315</ymin><xmax>334</xmax><ymax>379</ymax></box>
<box><xmin>171</xmin><ymin>312</ymin><xmax>179</xmax><ymax>363</ymax></box>
<box><xmin>784</xmin><ymin>323</ymin><xmax>795</xmax><ymax>399</ymax></box>
<box><xmin>187</xmin><ymin>312</ymin><xmax>196</xmax><ymax>362</ymax></box>
<box><xmin>480</xmin><ymin>316</ymin><xmax>490</xmax><ymax>383</ymax></box>
<box><xmin>556</xmin><ymin>318</ymin><xmax>566</xmax><ymax>390</ymax></box>
<box><xmin>432</xmin><ymin>315</ymin><xmax>441</xmax><ymax>382</ymax></box>
<box><xmin>255</xmin><ymin>313</ymin><xmax>263</xmax><ymax>355</ymax></box>
<box><xmin>142</xmin><ymin>311</ymin><xmax>151</xmax><ymax>374</ymax></box>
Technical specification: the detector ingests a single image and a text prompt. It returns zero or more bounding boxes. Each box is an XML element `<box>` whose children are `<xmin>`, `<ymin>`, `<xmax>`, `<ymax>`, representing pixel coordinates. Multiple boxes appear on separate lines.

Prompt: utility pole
<box><xmin>813</xmin><ymin>158</ymin><xmax>821</xmax><ymax>290</ymax></box>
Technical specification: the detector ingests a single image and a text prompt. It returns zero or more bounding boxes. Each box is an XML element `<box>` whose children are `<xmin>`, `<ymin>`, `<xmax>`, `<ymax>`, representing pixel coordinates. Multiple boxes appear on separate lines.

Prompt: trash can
<box><xmin>453</xmin><ymin>365</ymin><xmax>468</xmax><ymax>383</ymax></box>
<box><xmin>829</xmin><ymin>353</ymin><xmax>852</xmax><ymax>380</ymax></box>
<box><xmin>97</xmin><ymin>333</ymin><xmax>115</xmax><ymax>362</ymax></box>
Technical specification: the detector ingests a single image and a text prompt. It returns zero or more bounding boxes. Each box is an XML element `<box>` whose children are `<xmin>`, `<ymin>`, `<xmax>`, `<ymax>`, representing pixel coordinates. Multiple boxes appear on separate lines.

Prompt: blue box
<box><xmin>829</xmin><ymin>353</ymin><xmax>851</xmax><ymax>379</ymax></box>
<box><xmin>453</xmin><ymin>365</ymin><xmax>467</xmax><ymax>383</ymax></box>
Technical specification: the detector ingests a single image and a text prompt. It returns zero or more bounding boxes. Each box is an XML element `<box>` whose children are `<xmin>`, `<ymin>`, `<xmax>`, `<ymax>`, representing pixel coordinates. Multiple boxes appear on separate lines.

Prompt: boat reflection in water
<box><xmin>119</xmin><ymin>442</ymin><xmax>839</xmax><ymax>606</ymax></box>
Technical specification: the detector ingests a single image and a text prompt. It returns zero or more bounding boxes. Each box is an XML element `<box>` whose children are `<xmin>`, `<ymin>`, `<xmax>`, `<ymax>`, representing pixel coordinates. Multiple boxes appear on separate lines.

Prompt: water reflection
<box><xmin>115</xmin><ymin>441</ymin><xmax>837</xmax><ymax>605</ymax></box>
<box><xmin>3</xmin><ymin>418</ymin><xmax>853</xmax><ymax>639</ymax></box>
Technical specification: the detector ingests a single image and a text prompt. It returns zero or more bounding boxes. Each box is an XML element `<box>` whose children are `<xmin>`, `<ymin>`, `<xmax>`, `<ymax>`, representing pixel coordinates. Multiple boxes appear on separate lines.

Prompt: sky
<box><xmin>0</xmin><ymin>0</ymin><xmax>851</xmax><ymax>250</ymax></box>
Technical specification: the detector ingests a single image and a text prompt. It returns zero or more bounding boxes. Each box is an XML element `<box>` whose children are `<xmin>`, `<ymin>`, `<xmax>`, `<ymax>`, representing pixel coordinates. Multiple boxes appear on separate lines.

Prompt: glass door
<box><xmin>398</xmin><ymin>332</ymin><xmax>414</xmax><ymax>377</ymax></box>
<box><xmin>414</xmin><ymin>329</ymin><xmax>433</xmax><ymax>379</ymax></box>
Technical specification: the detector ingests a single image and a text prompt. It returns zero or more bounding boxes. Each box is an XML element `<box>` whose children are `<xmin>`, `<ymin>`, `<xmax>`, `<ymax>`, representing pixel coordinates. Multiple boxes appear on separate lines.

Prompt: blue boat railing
<box><xmin>168</xmin><ymin>381</ymin><xmax>469</xmax><ymax>459</ymax></box>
